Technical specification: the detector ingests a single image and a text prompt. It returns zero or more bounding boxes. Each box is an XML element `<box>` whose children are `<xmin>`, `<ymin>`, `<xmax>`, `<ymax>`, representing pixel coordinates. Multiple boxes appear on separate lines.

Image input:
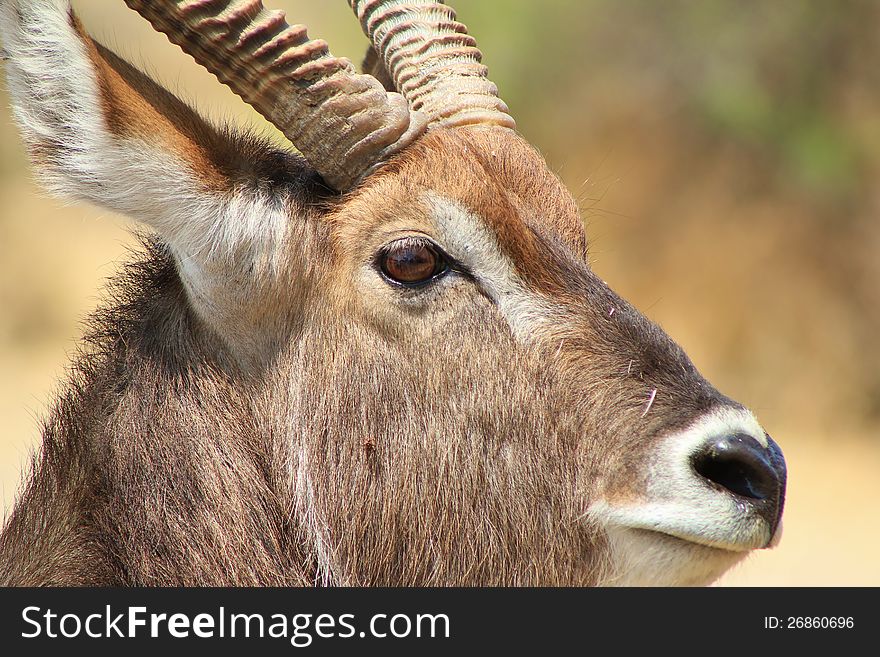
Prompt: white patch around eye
<box><xmin>423</xmin><ymin>192</ymin><xmax>555</xmax><ymax>340</ymax></box>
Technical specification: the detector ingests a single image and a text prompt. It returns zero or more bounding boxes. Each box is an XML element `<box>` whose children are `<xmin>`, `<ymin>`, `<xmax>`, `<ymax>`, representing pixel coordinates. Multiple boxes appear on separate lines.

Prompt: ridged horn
<box><xmin>350</xmin><ymin>0</ymin><xmax>515</xmax><ymax>130</ymax></box>
<box><xmin>124</xmin><ymin>0</ymin><xmax>427</xmax><ymax>191</ymax></box>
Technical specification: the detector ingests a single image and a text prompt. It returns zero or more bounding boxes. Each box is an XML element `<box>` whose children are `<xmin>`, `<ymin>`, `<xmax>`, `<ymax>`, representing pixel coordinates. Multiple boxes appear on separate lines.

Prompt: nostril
<box><xmin>691</xmin><ymin>433</ymin><xmax>778</xmax><ymax>501</ymax></box>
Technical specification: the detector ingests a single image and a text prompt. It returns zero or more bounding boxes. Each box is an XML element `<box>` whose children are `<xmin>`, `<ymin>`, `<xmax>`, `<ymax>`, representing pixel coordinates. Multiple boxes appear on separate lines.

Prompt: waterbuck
<box><xmin>0</xmin><ymin>0</ymin><xmax>786</xmax><ymax>586</ymax></box>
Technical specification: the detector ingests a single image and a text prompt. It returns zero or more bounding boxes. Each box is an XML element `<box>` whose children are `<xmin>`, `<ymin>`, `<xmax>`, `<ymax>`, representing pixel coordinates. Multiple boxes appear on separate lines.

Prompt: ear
<box><xmin>0</xmin><ymin>0</ymin><xmax>323</xmax><ymax>360</ymax></box>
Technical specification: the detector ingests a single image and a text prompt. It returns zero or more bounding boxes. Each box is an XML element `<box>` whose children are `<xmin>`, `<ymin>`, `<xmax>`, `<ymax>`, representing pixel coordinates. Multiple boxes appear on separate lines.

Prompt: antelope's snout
<box><xmin>590</xmin><ymin>407</ymin><xmax>787</xmax><ymax>585</ymax></box>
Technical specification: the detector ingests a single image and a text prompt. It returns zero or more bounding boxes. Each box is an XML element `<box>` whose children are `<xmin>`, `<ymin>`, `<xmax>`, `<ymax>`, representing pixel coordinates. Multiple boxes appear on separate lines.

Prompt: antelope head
<box><xmin>0</xmin><ymin>0</ymin><xmax>786</xmax><ymax>586</ymax></box>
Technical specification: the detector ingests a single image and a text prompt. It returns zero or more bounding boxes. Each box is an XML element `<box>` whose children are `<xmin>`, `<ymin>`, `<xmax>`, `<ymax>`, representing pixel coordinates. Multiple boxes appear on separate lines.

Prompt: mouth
<box><xmin>638</xmin><ymin>527</ymin><xmax>748</xmax><ymax>553</ymax></box>
<box><xmin>654</xmin><ymin>525</ymin><xmax>782</xmax><ymax>553</ymax></box>
<box><xmin>594</xmin><ymin>511</ymin><xmax>773</xmax><ymax>586</ymax></box>
<box><xmin>589</xmin><ymin>430</ymin><xmax>786</xmax><ymax>555</ymax></box>
<box><xmin>590</xmin><ymin>499</ymin><xmax>776</xmax><ymax>552</ymax></box>
<box><xmin>633</xmin><ymin>518</ymin><xmax>784</xmax><ymax>554</ymax></box>
<box><xmin>587</xmin><ymin>406</ymin><xmax>787</xmax><ymax>585</ymax></box>
<box><xmin>587</xmin><ymin>479</ymin><xmax>784</xmax><ymax>586</ymax></box>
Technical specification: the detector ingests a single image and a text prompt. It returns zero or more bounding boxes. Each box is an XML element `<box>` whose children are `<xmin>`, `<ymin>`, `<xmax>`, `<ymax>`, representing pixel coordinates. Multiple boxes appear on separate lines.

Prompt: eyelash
<box><xmin>375</xmin><ymin>237</ymin><xmax>466</xmax><ymax>289</ymax></box>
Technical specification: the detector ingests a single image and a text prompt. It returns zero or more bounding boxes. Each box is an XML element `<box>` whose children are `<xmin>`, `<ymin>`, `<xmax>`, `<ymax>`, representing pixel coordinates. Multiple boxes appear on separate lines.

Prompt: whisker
<box><xmin>641</xmin><ymin>388</ymin><xmax>658</xmax><ymax>418</ymax></box>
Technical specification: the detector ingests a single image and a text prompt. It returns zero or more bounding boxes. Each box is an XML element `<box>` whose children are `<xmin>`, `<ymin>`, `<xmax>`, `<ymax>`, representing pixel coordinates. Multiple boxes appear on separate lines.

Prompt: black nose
<box><xmin>692</xmin><ymin>433</ymin><xmax>786</xmax><ymax>537</ymax></box>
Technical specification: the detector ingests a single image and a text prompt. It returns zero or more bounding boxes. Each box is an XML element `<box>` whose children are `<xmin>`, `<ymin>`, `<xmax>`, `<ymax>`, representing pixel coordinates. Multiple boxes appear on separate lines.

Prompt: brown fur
<box><xmin>1</xmin><ymin>126</ymin><xmax>731</xmax><ymax>585</ymax></box>
<box><xmin>1</xmin><ymin>3</ymin><xmax>745</xmax><ymax>586</ymax></box>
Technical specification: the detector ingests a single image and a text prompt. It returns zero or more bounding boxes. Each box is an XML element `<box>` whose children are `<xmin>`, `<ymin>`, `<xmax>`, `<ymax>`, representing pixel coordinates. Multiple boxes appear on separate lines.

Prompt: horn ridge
<box><xmin>350</xmin><ymin>0</ymin><xmax>515</xmax><ymax>129</ymax></box>
<box><xmin>125</xmin><ymin>0</ymin><xmax>426</xmax><ymax>190</ymax></box>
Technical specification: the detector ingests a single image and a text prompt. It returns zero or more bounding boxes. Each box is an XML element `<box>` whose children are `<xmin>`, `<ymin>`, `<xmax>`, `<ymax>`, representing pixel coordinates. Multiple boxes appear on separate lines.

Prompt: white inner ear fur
<box><xmin>424</xmin><ymin>192</ymin><xmax>555</xmax><ymax>340</ymax></box>
<box><xmin>1</xmin><ymin>0</ymin><xmax>291</xmax><ymax>353</ymax></box>
<box><xmin>1</xmin><ymin>0</ymin><xmax>288</xmax><ymax>260</ymax></box>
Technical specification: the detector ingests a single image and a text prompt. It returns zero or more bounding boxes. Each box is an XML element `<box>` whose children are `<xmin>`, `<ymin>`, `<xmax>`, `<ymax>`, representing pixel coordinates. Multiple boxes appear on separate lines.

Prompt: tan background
<box><xmin>1</xmin><ymin>1</ymin><xmax>878</xmax><ymax>585</ymax></box>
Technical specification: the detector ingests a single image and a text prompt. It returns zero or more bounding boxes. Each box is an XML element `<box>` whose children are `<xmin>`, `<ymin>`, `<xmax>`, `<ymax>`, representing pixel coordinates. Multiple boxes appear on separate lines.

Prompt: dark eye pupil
<box><xmin>381</xmin><ymin>243</ymin><xmax>442</xmax><ymax>284</ymax></box>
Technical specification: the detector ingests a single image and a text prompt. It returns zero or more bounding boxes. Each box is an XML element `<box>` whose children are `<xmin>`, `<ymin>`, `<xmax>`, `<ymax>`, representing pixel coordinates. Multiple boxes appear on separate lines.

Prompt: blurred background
<box><xmin>1</xmin><ymin>0</ymin><xmax>878</xmax><ymax>585</ymax></box>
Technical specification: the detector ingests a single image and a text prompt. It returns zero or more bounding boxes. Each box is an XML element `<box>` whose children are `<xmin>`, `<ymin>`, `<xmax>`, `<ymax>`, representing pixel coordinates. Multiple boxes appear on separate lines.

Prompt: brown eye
<box><xmin>379</xmin><ymin>239</ymin><xmax>448</xmax><ymax>285</ymax></box>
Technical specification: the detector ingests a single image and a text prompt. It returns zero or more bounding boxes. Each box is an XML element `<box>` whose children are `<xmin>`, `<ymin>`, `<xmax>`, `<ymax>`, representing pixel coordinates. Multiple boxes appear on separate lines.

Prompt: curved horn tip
<box><xmin>350</xmin><ymin>0</ymin><xmax>516</xmax><ymax>130</ymax></box>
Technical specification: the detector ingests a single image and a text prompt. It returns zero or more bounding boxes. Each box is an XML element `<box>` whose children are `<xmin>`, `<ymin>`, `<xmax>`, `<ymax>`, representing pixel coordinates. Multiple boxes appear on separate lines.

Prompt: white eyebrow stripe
<box><xmin>424</xmin><ymin>192</ymin><xmax>555</xmax><ymax>340</ymax></box>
